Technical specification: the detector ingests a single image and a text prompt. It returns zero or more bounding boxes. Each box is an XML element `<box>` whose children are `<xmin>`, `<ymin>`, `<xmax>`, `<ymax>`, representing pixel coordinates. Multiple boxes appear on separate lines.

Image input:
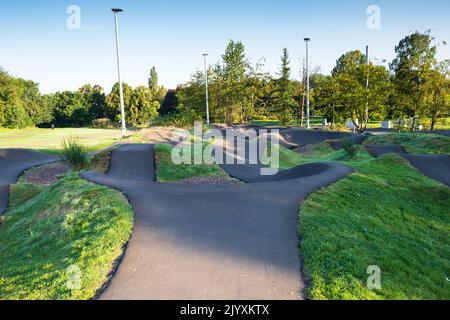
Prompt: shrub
<box><xmin>62</xmin><ymin>138</ymin><xmax>90</xmax><ymax>170</ymax></box>
<box><xmin>92</xmin><ymin>118</ymin><xmax>117</xmax><ymax>129</ymax></box>
<box><xmin>151</xmin><ymin>109</ymin><xmax>201</xmax><ymax>128</ymax></box>
<box><xmin>341</xmin><ymin>138</ymin><xmax>358</xmax><ymax>159</ymax></box>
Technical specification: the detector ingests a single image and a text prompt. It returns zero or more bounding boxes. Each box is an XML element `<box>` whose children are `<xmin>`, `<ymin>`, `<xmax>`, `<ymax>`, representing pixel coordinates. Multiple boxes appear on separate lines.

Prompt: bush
<box><xmin>91</xmin><ymin>118</ymin><xmax>116</xmax><ymax>129</ymax></box>
<box><xmin>341</xmin><ymin>138</ymin><xmax>358</xmax><ymax>159</ymax></box>
<box><xmin>62</xmin><ymin>138</ymin><xmax>90</xmax><ymax>170</ymax></box>
<box><xmin>151</xmin><ymin>109</ymin><xmax>201</xmax><ymax>128</ymax></box>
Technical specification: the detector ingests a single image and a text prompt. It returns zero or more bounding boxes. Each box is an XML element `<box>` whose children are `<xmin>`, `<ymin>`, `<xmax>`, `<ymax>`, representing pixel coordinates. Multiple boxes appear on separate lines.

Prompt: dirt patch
<box><xmin>36</xmin><ymin>208</ymin><xmax>51</xmax><ymax>221</ymax></box>
<box><xmin>23</xmin><ymin>162</ymin><xmax>71</xmax><ymax>186</ymax></box>
<box><xmin>142</xmin><ymin>127</ymin><xmax>178</xmax><ymax>145</ymax></box>
<box><xmin>90</xmin><ymin>149</ymin><xmax>113</xmax><ymax>173</ymax></box>
<box><xmin>171</xmin><ymin>176</ymin><xmax>241</xmax><ymax>185</ymax></box>
<box><xmin>293</xmin><ymin>144</ymin><xmax>316</xmax><ymax>155</ymax></box>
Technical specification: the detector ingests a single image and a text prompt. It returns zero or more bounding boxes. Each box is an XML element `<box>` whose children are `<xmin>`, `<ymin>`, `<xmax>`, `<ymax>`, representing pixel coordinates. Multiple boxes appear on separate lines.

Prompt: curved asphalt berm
<box><xmin>366</xmin><ymin>145</ymin><xmax>408</xmax><ymax>157</ymax></box>
<box><xmin>216</xmin><ymin>126</ymin><xmax>361</xmax><ymax>182</ymax></box>
<box><xmin>215</xmin><ymin>125</ymin><xmax>368</xmax><ymax>150</ymax></box>
<box><xmin>366</xmin><ymin>145</ymin><xmax>450</xmax><ymax>187</ymax></box>
<box><xmin>279</xmin><ymin>128</ymin><xmax>355</xmax><ymax>149</ymax></box>
<box><xmin>403</xmin><ymin>154</ymin><xmax>450</xmax><ymax>187</ymax></box>
<box><xmin>0</xmin><ymin>149</ymin><xmax>60</xmax><ymax>215</ymax></box>
<box><xmin>81</xmin><ymin>144</ymin><xmax>352</xmax><ymax>300</ymax></box>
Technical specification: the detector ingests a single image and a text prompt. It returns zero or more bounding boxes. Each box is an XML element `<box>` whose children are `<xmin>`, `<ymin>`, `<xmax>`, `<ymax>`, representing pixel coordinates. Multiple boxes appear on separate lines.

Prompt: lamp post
<box><xmin>304</xmin><ymin>37</ymin><xmax>310</xmax><ymax>129</ymax></box>
<box><xmin>203</xmin><ymin>53</ymin><xmax>210</xmax><ymax>125</ymax></box>
<box><xmin>365</xmin><ymin>45</ymin><xmax>370</xmax><ymax>130</ymax></box>
<box><xmin>112</xmin><ymin>8</ymin><xmax>126</xmax><ymax>137</ymax></box>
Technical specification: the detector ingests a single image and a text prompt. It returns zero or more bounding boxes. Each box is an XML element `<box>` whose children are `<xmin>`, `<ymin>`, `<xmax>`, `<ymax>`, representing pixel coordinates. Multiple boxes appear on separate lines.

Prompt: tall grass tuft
<box><xmin>341</xmin><ymin>138</ymin><xmax>358</xmax><ymax>159</ymax></box>
<box><xmin>62</xmin><ymin>138</ymin><xmax>90</xmax><ymax>170</ymax></box>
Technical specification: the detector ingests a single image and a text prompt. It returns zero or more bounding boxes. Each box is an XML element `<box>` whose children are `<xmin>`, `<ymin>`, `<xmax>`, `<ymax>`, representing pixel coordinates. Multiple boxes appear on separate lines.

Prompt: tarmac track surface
<box><xmin>0</xmin><ymin>149</ymin><xmax>60</xmax><ymax>215</ymax></box>
<box><xmin>365</xmin><ymin>145</ymin><xmax>450</xmax><ymax>187</ymax></box>
<box><xmin>216</xmin><ymin>126</ymin><xmax>362</xmax><ymax>182</ymax></box>
<box><xmin>81</xmin><ymin>144</ymin><xmax>352</xmax><ymax>300</ymax></box>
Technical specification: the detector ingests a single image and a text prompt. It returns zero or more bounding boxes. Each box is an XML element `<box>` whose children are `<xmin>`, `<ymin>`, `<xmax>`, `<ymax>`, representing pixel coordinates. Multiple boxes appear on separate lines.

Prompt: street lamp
<box><xmin>304</xmin><ymin>37</ymin><xmax>310</xmax><ymax>129</ymax></box>
<box><xmin>365</xmin><ymin>45</ymin><xmax>370</xmax><ymax>128</ymax></box>
<box><xmin>203</xmin><ymin>53</ymin><xmax>210</xmax><ymax>125</ymax></box>
<box><xmin>112</xmin><ymin>8</ymin><xmax>126</xmax><ymax>138</ymax></box>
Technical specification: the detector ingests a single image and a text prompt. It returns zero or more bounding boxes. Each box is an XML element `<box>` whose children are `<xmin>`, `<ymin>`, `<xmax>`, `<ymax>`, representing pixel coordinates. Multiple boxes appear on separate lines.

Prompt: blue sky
<box><xmin>0</xmin><ymin>0</ymin><xmax>449</xmax><ymax>93</ymax></box>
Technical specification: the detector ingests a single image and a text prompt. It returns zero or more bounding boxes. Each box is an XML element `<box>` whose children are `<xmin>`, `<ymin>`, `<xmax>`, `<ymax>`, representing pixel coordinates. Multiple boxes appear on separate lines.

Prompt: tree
<box><xmin>148</xmin><ymin>66</ymin><xmax>167</xmax><ymax>103</ymax></box>
<box><xmin>160</xmin><ymin>89</ymin><xmax>178</xmax><ymax>115</ymax></box>
<box><xmin>129</xmin><ymin>86</ymin><xmax>159</xmax><ymax>127</ymax></box>
<box><xmin>332</xmin><ymin>50</ymin><xmax>391</xmax><ymax>133</ymax></box>
<box><xmin>314</xmin><ymin>75</ymin><xmax>342</xmax><ymax>129</ymax></box>
<box><xmin>275</xmin><ymin>48</ymin><xmax>296</xmax><ymax>125</ymax></box>
<box><xmin>299</xmin><ymin>59</ymin><xmax>321</xmax><ymax>126</ymax></box>
<box><xmin>78</xmin><ymin>84</ymin><xmax>108</xmax><ymax>120</ymax></box>
<box><xmin>426</xmin><ymin>60</ymin><xmax>450</xmax><ymax>130</ymax></box>
<box><xmin>175</xmin><ymin>71</ymin><xmax>208</xmax><ymax>122</ymax></box>
<box><xmin>49</xmin><ymin>91</ymin><xmax>90</xmax><ymax>127</ymax></box>
<box><xmin>390</xmin><ymin>31</ymin><xmax>439</xmax><ymax>130</ymax></box>
<box><xmin>0</xmin><ymin>68</ymin><xmax>54</xmax><ymax>128</ymax></box>
<box><xmin>218</xmin><ymin>40</ymin><xmax>250</xmax><ymax>123</ymax></box>
<box><xmin>148</xmin><ymin>67</ymin><xmax>158</xmax><ymax>91</ymax></box>
<box><xmin>106</xmin><ymin>82</ymin><xmax>133</xmax><ymax>123</ymax></box>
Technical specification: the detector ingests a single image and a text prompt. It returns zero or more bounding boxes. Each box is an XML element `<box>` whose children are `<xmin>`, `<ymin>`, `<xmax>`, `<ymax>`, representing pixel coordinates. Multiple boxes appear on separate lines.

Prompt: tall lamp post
<box><xmin>203</xmin><ymin>53</ymin><xmax>210</xmax><ymax>125</ymax></box>
<box><xmin>304</xmin><ymin>37</ymin><xmax>311</xmax><ymax>129</ymax></box>
<box><xmin>112</xmin><ymin>8</ymin><xmax>126</xmax><ymax>137</ymax></box>
<box><xmin>365</xmin><ymin>45</ymin><xmax>370</xmax><ymax>129</ymax></box>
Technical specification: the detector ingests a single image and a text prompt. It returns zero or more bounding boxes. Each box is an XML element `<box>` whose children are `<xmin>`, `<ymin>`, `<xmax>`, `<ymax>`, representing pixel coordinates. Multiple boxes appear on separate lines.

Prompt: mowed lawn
<box><xmin>0</xmin><ymin>128</ymin><xmax>141</xmax><ymax>152</ymax></box>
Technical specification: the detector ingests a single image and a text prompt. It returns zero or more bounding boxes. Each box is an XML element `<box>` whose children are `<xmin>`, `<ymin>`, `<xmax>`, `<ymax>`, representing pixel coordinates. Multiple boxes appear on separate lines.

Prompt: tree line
<box><xmin>173</xmin><ymin>31</ymin><xmax>449</xmax><ymax>132</ymax></box>
<box><xmin>1</xmin><ymin>31</ymin><xmax>448</xmax><ymax>132</ymax></box>
<box><xmin>0</xmin><ymin>66</ymin><xmax>166</xmax><ymax>129</ymax></box>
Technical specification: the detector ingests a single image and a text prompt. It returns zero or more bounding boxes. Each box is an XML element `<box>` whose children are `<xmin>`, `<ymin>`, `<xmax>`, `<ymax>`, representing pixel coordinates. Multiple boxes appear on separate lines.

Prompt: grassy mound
<box><xmin>154</xmin><ymin>144</ymin><xmax>229</xmax><ymax>182</ymax></box>
<box><xmin>0</xmin><ymin>174</ymin><xmax>133</xmax><ymax>300</ymax></box>
<box><xmin>278</xmin><ymin>141</ymin><xmax>450</xmax><ymax>300</ymax></box>
<box><xmin>277</xmin><ymin>142</ymin><xmax>372</xmax><ymax>169</ymax></box>
<box><xmin>365</xmin><ymin>133</ymin><xmax>450</xmax><ymax>154</ymax></box>
<box><xmin>299</xmin><ymin>154</ymin><xmax>450</xmax><ymax>299</ymax></box>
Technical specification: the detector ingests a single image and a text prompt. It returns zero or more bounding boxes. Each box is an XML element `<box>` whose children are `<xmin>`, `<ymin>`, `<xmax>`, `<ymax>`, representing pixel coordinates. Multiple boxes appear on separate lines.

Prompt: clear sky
<box><xmin>0</xmin><ymin>0</ymin><xmax>449</xmax><ymax>94</ymax></box>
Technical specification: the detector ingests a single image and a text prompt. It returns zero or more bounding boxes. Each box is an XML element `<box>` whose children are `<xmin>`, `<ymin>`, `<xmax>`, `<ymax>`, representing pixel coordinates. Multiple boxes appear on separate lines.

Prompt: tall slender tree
<box><xmin>276</xmin><ymin>48</ymin><xmax>296</xmax><ymax>125</ymax></box>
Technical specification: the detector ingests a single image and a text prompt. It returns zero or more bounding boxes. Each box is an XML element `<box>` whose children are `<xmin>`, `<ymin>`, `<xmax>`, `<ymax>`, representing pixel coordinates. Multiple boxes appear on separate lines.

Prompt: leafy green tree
<box><xmin>129</xmin><ymin>86</ymin><xmax>159</xmax><ymax>127</ymax></box>
<box><xmin>390</xmin><ymin>31</ymin><xmax>439</xmax><ymax>129</ymax></box>
<box><xmin>106</xmin><ymin>82</ymin><xmax>133</xmax><ymax>123</ymax></box>
<box><xmin>175</xmin><ymin>71</ymin><xmax>207</xmax><ymax>122</ymax></box>
<box><xmin>298</xmin><ymin>59</ymin><xmax>321</xmax><ymax>126</ymax></box>
<box><xmin>332</xmin><ymin>50</ymin><xmax>391</xmax><ymax>133</ymax></box>
<box><xmin>0</xmin><ymin>68</ymin><xmax>49</xmax><ymax>128</ymax></box>
<box><xmin>218</xmin><ymin>40</ymin><xmax>249</xmax><ymax>123</ymax></box>
<box><xmin>78</xmin><ymin>84</ymin><xmax>108</xmax><ymax>120</ymax></box>
<box><xmin>426</xmin><ymin>60</ymin><xmax>450</xmax><ymax>130</ymax></box>
<box><xmin>49</xmin><ymin>91</ymin><xmax>90</xmax><ymax>127</ymax></box>
<box><xmin>314</xmin><ymin>75</ymin><xmax>343</xmax><ymax>129</ymax></box>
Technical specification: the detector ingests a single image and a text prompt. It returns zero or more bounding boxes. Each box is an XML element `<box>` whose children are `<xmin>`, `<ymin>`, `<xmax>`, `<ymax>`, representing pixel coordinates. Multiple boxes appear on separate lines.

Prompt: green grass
<box><xmin>0</xmin><ymin>127</ymin><xmax>143</xmax><ymax>153</ymax></box>
<box><xmin>277</xmin><ymin>142</ymin><xmax>372</xmax><ymax>170</ymax></box>
<box><xmin>365</xmin><ymin>133</ymin><xmax>450</xmax><ymax>154</ymax></box>
<box><xmin>0</xmin><ymin>173</ymin><xmax>134</xmax><ymax>300</ymax></box>
<box><xmin>277</xmin><ymin>143</ymin><xmax>450</xmax><ymax>299</ymax></box>
<box><xmin>8</xmin><ymin>183</ymin><xmax>45</xmax><ymax>208</ymax></box>
<box><xmin>299</xmin><ymin>155</ymin><xmax>450</xmax><ymax>300</ymax></box>
<box><xmin>154</xmin><ymin>144</ymin><xmax>228</xmax><ymax>182</ymax></box>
